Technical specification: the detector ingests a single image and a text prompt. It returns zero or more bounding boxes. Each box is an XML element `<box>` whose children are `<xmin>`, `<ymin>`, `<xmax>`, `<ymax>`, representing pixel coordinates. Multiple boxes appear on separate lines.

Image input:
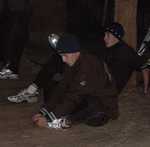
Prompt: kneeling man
<box><xmin>33</xmin><ymin>34</ymin><xmax>118</xmax><ymax>129</ymax></box>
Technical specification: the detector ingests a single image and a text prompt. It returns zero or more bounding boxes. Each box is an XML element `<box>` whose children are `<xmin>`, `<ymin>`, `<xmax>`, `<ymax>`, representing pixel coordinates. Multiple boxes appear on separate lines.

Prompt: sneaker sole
<box><xmin>8</xmin><ymin>96</ymin><xmax>38</xmax><ymax>103</ymax></box>
<box><xmin>0</xmin><ymin>75</ymin><xmax>19</xmax><ymax>80</ymax></box>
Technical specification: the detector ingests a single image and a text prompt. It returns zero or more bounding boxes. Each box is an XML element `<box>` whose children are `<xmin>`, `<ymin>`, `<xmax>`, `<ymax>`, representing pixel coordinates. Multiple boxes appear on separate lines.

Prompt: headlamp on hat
<box><xmin>48</xmin><ymin>34</ymin><xmax>80</xmax><ymax>54</ymax></box>
<box><xmin>48</xmin><ymin>34</ymin><xmax>60</xmax><ymax>49</ymax></box>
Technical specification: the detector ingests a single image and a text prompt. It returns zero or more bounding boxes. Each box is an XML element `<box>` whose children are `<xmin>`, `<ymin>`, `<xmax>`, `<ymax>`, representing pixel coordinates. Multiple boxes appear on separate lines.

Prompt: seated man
<box><xmin>32</xmin><ymin>34</ymin><xmax>118</xmax><ymax>129</ymax></box>
<box><xmin>103</xmin><ymin>22</ymin><xmax>150</xmax><ymax>94</ymax></box>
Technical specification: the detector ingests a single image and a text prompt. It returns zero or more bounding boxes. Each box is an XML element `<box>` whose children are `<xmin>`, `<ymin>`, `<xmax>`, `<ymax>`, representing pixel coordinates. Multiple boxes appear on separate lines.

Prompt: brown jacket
<box><xmin>47</xmin><ymin>52</ymin><xmax>118</xmax><ymax>119</ymax></box>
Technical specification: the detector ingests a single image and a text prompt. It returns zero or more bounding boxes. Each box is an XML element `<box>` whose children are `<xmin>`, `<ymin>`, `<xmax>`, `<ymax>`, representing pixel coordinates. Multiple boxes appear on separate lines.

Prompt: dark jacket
<box><xmin>46</xmin><ymin>52</ymin><xmax>118</xmax><ymax>119</ymax></box>
<box><xmin>104</xmin><ymin>41</ymin><xmax>148</xmax><ymax>93</ymax></box>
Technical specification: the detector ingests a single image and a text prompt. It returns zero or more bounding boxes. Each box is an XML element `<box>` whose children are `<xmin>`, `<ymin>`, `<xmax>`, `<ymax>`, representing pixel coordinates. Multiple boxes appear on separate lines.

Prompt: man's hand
<box><xmin>32</xmin><ymin>113</ymin><xmax>48</xmax><ymax>128</ymax></box>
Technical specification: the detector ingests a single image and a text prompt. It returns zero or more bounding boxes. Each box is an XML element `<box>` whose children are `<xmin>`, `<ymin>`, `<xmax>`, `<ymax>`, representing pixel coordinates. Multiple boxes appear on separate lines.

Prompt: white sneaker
<box><xmin>0</xmin><ymin>68</ymin><xmax>18</xmax><ymax>79</ymax></box>
<box><xmin>7</xmin><ymin>89</ymin><xmax>38</xmax><ymax>103</ymax></box>
<box><xmin>47</xmin><ymin>118</ymin><xmax>71</xmax><ymax>129</ymax></box>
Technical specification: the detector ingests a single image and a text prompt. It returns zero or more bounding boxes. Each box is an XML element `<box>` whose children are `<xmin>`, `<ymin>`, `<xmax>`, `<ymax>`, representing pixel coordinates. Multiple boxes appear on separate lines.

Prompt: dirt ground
<box><xmin>0</xmin><ymin>47</ymin><xmax>150</xmax><ymax>147</ymax></box>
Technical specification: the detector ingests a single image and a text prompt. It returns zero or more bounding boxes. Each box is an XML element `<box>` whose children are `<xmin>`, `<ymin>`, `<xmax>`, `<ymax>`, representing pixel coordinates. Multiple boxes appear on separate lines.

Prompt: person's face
<box><xmin>60</xmin><ymin>52</ymin><xmax>80</xmax><ymax>66</ymax></box>
<box><xmin>104</xmin><ymin>32</ymin><xmax>119</xmax><ymax>48</ymax></box>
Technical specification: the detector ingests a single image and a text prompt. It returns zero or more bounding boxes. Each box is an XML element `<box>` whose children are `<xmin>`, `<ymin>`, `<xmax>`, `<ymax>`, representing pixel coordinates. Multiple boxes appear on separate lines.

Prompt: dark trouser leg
<box><xmin>33</xmin><ymin>54</ymin><xmax>63</xmax><ymax>104</ymax></box>
<box><xmin>71</xmin><ymin>97</ymin><xmax>109</xmax><ymax>126</ymax></box>
<box><xmin>42</xmin><ymin>81</ymin><xmax>60</xmax><ymax>105</ymax></box>
<box><xmin>2</xmin><ymin>11</ymin><xmax>31</xmax><ymax>73</ymax></box>
<box><xmin>34</xmin><ymin>53</ymin><xmax>63</xmax><ymax>89</ymax></box>
<box><xmin>34</xmin><ymin>59</ymin><xmax>57</xmax><ymax>89</ymax></box>
<box><xmin>0</xmin><ymin>13</ymin><xmax>9</xmax><ymax>67</ymax></box>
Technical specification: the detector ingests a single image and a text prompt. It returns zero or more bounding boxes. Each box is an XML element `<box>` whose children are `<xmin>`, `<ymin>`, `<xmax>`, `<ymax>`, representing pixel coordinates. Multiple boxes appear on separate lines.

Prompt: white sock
<box><xmin>26</xmin><ymin>83</ymin><xmax>38</xmax><ymax>94</ymax></box>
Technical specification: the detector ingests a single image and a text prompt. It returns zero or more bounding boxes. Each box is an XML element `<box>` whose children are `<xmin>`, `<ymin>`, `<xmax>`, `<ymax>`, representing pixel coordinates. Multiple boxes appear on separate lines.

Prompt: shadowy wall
<box><xmin>30</xmin><ymin>0</ymin><xmax>66</xmax><ymax>48</ymax></box>
<box><xmin>31</xmin><ymin>0</ymin><xmax>66</xmax><ymax>32</ymax></box>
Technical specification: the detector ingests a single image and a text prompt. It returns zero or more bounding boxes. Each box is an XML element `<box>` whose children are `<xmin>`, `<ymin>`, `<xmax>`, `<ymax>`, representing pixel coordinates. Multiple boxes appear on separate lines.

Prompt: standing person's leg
<box><xmin>142</xmin><ymin>68</ymin><xmax>149</xmax><ymax>94</ymax></box>
<box><xmin>1</xmin><ymin>0</ymin><xmax>32</xmax><ymax>74</ymax></box>
<box><xmin>140</xmin><ymin>58</ymin><xmax>150</xmax><ymax>95</ymax></box>
<box><xmin>0</xmin><ymin>11</ymin><xmax>11</xmax><ymax>69</ymax></box>
<box><xmin>0</xmin><ymin>0</ymin><xmax>32</xmax><ymax>79</ymax></box>
<box><xmin>8</xmin><ymin>11</ymin><xmax>31</xmax><ymax>74</ymax></box>
<box><xmin>7</xmin><ymin>53</ymin><xmax>63</xmax><ymax>103</ymax></box>
<box><xmin>0</xmin><ymin>11</ymin><xmax>31</xmax><ymax>77</ymax></box>
<box><xmin>0</xmin><ymin>0</ymin><xmax>6</xmax><ymax>67</ymax></box>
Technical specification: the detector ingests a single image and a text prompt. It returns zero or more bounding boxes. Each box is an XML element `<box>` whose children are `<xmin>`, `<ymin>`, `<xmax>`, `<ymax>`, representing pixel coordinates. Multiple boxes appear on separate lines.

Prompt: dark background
<box><xmin>29</xmin><ymin>0</ymin><xmax>114</xmax><ymax>58</ymax></box>
<box><xmin>30</xmin><ymin>0</ymin><xmax>150</xmax><ymax>49</ymax></box>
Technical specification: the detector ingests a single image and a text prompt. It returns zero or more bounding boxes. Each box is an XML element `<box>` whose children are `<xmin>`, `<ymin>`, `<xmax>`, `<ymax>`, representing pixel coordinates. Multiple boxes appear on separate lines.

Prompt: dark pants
<box><xmin>34</xmin><ymin>53</ymin><xmax>63</xmax><ymax>89</ymax></box>
<box><xmin>33</xmin><ymin>53</ymin><xmax>63</xmax><ymax>104</ymax></box>
<box><xmin>0</xmin><ymin>11</ymin><xmax>31</xmax><ymax>73</ymax></box>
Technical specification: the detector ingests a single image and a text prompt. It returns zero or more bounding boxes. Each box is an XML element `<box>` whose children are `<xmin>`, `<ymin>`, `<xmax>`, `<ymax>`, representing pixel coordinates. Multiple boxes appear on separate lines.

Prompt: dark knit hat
<box><xmin>105</xmin><ymin>22</ymin><xmax>125</xmax><ymax>40</ymax></box>
<box><xmin>56</xmin><ymin>34</ymin><xmax>80</xmax><ymax>54</ymax></box>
